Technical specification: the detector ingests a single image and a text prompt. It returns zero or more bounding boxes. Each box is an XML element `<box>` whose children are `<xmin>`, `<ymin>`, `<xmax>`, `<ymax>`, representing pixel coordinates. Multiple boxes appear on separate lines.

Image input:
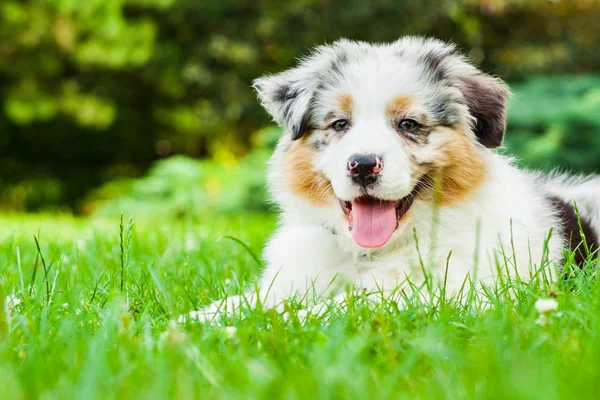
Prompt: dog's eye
<box><xmin>331</xmin><ymin>119</ymin><xmax>350</xmax><ymax>132</ymax></box>
<box><xmin>398</xmin><ymin>119</ymin><xmax>419</xmax><ymax>131</ymax></box>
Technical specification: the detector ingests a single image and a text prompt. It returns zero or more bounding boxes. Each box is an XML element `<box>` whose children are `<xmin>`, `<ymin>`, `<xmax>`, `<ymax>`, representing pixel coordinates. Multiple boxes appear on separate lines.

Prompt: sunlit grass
<box><xmin>0</xmin><ymin>213</ymin><xmax>598</xmax><ymax>399</ymax></box>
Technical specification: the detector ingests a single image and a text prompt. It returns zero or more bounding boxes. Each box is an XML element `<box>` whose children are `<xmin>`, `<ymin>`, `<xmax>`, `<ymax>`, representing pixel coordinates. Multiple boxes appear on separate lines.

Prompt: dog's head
<box><xmin>254</xmin><ymin>37</ymin><xmax>509</xmax><ymax>249</ymax></box>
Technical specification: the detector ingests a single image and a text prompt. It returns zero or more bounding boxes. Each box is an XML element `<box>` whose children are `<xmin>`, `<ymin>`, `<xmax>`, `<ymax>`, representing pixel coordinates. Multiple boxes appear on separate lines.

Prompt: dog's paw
<box><xmin>178</xmin><ymin>295</ymin><xmax>245</xmax><ymax>324</ymax></box>
<box><xmin>177</xmin><ymin>305</ymin><xmax>220</xmax><ymax>324</ymax></box>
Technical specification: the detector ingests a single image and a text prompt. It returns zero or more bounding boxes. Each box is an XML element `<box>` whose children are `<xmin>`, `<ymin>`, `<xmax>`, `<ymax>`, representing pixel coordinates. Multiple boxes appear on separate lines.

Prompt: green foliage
<box><xmin>1</xmin><ymin>0</ymin><xmax>599</xmax><ymax>211</ymax></box>
<box><xmin>93</xmin><ymin>152</ymin><xmax>270</xmax><ymax>217</ymax></box>
<box><xmin>90</xmin><ymin>127</ymin><xmax>279</xmax><ymax>218</ymax></box>
<box><xmin>1</xmin><ymin>214</ymin><xmax>600</xmax><ymax>398</ymax></box>
<box><xmin>506</xmin><ymin>75</ymin><xmax>600</xmax><ymax>171</ymax></box>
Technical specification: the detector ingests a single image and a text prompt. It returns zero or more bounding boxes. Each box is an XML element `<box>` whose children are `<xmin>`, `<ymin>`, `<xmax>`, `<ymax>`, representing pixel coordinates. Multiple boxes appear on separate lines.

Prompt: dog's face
<box><xmin>255</xmin><ymin>37</ymin><xmax>509</xmax><ymax>249</ymax></box>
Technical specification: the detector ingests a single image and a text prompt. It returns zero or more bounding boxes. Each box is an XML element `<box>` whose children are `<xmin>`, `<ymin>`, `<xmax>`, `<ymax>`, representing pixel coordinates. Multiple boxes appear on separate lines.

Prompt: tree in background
<box><xmin>1</xmin><ymin>0</ymin><xmax>599</xmax><ymax>212</ymax></box>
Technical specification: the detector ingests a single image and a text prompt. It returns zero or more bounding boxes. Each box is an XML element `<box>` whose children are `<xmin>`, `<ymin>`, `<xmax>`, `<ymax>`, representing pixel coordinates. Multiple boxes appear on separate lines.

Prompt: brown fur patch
<box><xmin>286</xmin><ymin>139</ymin><xmax>334</xmax><ymax>205</ymax></box>
<box><xmin>420</xmin><ymin>127</ymin><xmax>486</xmax><ymax>204</ymax></box>
<box><xmin>336</xmin><ymin>93</ymin><xmax>354</xmax><ymax>116</ymax></box>
<box><xmin>385</xmin><ymin>95</ymin><xmax>413</xmax><ymax>118</ymax></box>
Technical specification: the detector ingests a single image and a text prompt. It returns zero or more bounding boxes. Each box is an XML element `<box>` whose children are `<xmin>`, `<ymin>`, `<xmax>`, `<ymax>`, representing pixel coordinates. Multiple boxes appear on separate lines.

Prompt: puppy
<box><xmin>189</xmin><ymin>37</ymin><xmax>599</xmax><ymax>320</ymax></box>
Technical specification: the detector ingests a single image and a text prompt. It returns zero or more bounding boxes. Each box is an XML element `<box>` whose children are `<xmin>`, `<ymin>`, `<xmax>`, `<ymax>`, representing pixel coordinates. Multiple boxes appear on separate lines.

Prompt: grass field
<box><xmin>1</xmin><ymin>213</ymin><xmax>599</xmax><ymax>399</ymax></box>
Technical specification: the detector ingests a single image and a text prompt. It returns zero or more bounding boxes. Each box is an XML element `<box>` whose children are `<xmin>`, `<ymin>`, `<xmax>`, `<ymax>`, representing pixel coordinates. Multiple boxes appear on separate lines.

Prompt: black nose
<box><xmin>347</xmin><ymin>153</ymin><xmax>383</xmax><ymax>187</ymax></box>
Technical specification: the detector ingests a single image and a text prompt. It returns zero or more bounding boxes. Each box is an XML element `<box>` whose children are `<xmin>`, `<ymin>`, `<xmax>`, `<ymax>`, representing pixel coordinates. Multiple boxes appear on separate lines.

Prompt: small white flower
<box><xmin>62</xmin><ymin>303</ymin><xmax>69</xmax><ymax>308</ymax></box>
<box><xmin>5</xmin><ymin>294</ymin><xmax>21</xmax><ymax>310</ymax></box>
<box><xmin>535</xmin><ymin>298</ymin><xmax>559</xmax><ymax>315</ymax></box>
<box><xmin>223</xmin><ymin>326</ymin><xmax>237</xmax><ymax>338</ymax></box>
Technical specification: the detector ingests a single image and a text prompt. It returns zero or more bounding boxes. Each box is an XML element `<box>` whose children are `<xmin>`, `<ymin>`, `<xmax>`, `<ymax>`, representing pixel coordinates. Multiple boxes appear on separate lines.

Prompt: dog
<box><xmin>187</xmin><ymin>36</ymin><xmax>599</xmax><ymax>321</ymax></box>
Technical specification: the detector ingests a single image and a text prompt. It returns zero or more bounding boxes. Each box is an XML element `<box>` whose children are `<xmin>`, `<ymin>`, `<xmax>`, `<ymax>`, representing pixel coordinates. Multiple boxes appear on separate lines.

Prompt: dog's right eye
<box><xmin>331</xmin><ymin>119</ymin><xmax>350</xmax><ymax>132</ymax></box>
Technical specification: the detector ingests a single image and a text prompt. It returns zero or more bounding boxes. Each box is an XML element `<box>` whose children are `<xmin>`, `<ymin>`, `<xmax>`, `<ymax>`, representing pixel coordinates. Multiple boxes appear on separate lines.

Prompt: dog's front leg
<box><xmin>182</xmin><ymin>224</ymin><xmax>348</xmax><ymax>323</ymax></box>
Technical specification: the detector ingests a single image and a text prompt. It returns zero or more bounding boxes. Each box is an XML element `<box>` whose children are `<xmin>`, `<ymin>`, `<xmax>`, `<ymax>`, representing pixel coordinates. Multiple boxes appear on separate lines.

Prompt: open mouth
<box><xmin>339</xmin><ymin>183</ymin><xmax>422</xmax><ymax>249</ymax></box>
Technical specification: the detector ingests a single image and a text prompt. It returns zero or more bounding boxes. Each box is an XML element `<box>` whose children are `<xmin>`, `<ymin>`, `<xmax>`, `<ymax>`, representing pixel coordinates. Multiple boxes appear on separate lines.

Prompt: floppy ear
<box><xmin>457</xmin><ymin>73</ymin><xmax>510</xmax><ymax>148</ymax></box>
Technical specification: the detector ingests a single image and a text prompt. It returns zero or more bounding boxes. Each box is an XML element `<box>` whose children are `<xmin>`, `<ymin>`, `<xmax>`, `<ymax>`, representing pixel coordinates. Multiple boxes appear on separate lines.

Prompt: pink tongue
<box><xmin>351</xmin><ymin>198</ymin><xmax>397</xmax><ymax>248</ymax></box>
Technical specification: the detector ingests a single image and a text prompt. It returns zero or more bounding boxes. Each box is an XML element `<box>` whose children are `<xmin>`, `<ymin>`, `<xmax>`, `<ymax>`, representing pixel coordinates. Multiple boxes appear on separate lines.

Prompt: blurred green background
<box><xmin>1</xmin><ymin>0</ymin><xmax>599</xmax><ymax>217</ymax></box>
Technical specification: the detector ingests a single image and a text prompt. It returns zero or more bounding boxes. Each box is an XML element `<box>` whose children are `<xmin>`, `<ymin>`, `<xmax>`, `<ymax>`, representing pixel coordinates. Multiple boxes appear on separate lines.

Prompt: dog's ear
<box><xmin>397</xmin><ymin>37</ymin><xmax>510</xmax><ymax>148</ymax></box>
<box><xmin>457</xmin><ymin>72</ymin><xmax>510</xmax><ymax>148</ymax></box>
<box><xmin>253</xmin><ymin>64</ymin><xmax>320</xmax><ymax>141</ymax></box>
<box><xmin>253</xmin><ymin>44</ymin><xmax>342</xmax><ymax>141</ymax></box>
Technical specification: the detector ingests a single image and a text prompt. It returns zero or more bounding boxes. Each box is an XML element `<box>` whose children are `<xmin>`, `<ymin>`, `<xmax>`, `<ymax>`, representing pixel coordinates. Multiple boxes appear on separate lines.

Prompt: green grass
<box><xmin>1</xmin><ymin>213</ymin><xmax>599</xmax><ymax>399</ymax></box>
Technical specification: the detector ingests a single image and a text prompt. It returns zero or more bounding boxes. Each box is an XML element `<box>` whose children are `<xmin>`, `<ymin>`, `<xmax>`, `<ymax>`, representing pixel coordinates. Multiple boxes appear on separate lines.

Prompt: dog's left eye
<box><xmin>331</xmin><ymin>119</ymin><xmax>350</xmax><ymax>132</ymax></box>
<box><xmin>398</xmin><ymin>119</ymin><xmax>419</xmax><ymax>131</ymax></box>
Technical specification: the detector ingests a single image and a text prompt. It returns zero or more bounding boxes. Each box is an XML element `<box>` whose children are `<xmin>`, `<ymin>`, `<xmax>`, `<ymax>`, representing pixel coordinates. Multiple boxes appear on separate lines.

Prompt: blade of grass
<box><xmin>34</xmin><ymin>236</ymin><xmax>51</xmax><ymax>305</ymax></box>
<box><xmin>218</xmin><ymin>235</ymin><xmax>262</xmax><ymax>268</ymax></box>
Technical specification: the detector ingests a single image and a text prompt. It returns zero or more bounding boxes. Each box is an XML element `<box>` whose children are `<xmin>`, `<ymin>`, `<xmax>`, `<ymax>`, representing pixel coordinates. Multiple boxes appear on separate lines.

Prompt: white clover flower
<box><xmin>535</xmin><ymin>298</ymin><xmax>559</xmax><ymax>315</ymax></box>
